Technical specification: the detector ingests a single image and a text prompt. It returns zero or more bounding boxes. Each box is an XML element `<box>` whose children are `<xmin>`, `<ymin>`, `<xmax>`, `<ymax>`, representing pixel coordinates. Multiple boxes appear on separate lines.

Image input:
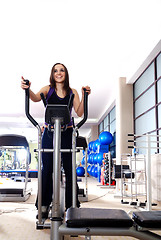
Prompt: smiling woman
<box><xmin>21</xmin><ymin>63</ymin><xmax>91</xmax><ymax>218</ymax></box>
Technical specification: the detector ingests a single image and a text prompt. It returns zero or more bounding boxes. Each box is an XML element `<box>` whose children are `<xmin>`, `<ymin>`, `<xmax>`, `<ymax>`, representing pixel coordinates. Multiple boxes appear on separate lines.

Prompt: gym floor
<box><xmin>0</xmin><ymin>177</ymin><xmax>161</xmax><ymax>240</ymax></box>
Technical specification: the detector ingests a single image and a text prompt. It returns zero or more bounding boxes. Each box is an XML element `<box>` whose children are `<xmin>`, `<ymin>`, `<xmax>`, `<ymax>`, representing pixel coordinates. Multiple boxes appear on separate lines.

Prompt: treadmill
<box><xmin>0</xmin><ymin>134</ymin><xmax>32</xmax><ymax>201</ymax></box>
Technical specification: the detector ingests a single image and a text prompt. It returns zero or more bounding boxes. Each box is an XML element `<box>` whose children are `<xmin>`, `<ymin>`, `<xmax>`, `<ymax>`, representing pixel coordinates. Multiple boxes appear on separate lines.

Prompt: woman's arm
<box><xmin>21</xmin><ymin>77</ymin><xmax>50</xmax><ymax>102</ymax></box>
<box><xmin>72</xmin><ymin>86</ymin><xmax>91</xmax><ymax>117</ymax></box>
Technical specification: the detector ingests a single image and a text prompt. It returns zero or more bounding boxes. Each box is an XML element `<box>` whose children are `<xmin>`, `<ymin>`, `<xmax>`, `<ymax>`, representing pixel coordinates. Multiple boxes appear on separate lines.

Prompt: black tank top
<box><xmin>47</xmin><ymin>88</ymin><xmax>71</xmax><ymax>105</ymax></box>
<box><xmin>46</xmin><ymin>87</ymin><xmax>73</xmax><ymax>126</ymax></box>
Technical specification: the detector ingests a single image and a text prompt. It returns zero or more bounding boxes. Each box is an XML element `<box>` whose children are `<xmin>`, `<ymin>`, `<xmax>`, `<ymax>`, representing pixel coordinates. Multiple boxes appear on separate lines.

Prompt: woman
<box><xmin>21</xmin><ymin>63</ymin><xmax>91</xmax><ymax>218</ymax></box>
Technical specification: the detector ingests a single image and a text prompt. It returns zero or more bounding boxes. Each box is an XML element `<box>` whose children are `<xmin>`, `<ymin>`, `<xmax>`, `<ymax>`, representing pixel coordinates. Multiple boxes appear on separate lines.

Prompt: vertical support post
<box><xmin>121</xmin><ymin>154</ymin><xmax>123</xmax><ymax>201</ymax></box>
<box><xmin>130</xmin><ymin>155</ymin><xmax>133</xmax><ymax>202</ymax></box>
<box><xmin>37</xmin><ymin>126</ymin><xmax>43</xmax><ymax>225</ymax></box>
<box><xmin>85</xmin><ymin>148</ymin><xmax>88</xmax><ymax>198</ymax></box>
<box><xmin>24</xmin><ymin>146</ymin><xmax>29</xmax><ymax>195</ymax></box>
<box><xmin>51</xmin><ymin>119</ymin><xmax>62</xmax><ymax>240</ymax></box>
<box><xmin>52</xmin><ymin>119</ymin><xmax>61</xmax><ymax>217</ymax></box>
<box><xmin>146</xmin><ymin>134</ymin><xmax>152</xmax><ymax>211</ymax></box>
<box><xmin>108</xmin><ymin>152</ymin><xmax>111</xmax><ymax>187</ymax></box>
<box><xmin>134</xmin><ymin>153</ymin><xmax>137</xmax><ymax>201</ymax></box>
<box><xmin>72</xmin><ymin>128</ymin><xmax>77</xmax><ymax>208</ymax></box>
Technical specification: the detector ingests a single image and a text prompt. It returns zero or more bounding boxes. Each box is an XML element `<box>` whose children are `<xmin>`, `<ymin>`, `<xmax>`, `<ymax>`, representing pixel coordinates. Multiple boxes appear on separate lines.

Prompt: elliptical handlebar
<box><xmin>24</xmin><ymin>80</ymin><xmax>39</xmax><ymax>128</ymax></box>
<box><xmin>25</xmin><ymin>81</ymin><xmax>88</xmax><ymax>129</ymax></box>
<box><xmin>76</xmin><ymin>88</ymin><xmax>88</xmax><ymax>129</ymax></box>
<box><xmin>40</xmin><ymin>93</ymin><xmax>47</xmax><ymax>107</ymax></box>
<box><xmin>68</xmin><ymin>93</ymin><xmax>74</xmax><ymax>112</ymax></box>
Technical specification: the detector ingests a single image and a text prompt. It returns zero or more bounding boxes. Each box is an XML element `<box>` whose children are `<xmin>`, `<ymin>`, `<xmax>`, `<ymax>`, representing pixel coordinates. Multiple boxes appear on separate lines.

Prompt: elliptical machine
<box><xmin>24</xmin><ymin>80</ymin><xmax>88</xmax><ymax>238</ymax></box>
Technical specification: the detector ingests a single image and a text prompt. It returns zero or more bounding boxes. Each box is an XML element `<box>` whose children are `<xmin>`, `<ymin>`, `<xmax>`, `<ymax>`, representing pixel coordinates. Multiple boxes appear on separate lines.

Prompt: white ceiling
<box><xmin>0</xmin><ymin>0</ymin><xmax>161</xmax><ymax>142</ymax></box>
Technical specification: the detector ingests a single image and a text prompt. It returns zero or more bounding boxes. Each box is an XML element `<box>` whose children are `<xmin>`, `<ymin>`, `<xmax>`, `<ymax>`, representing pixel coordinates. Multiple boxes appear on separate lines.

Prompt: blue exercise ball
<box><xmin>87</xmin><ymin>149</ymin><xmax>90</xmax><ymax>155</ymax></box>
<box><xmin>93</xmin><ymin>154</ymin><xmax>98</xmax><ymax>164</ymax></box>
<box><xmin>93</xmin><ymin>139</ymin><xmax>100</xmax><ymax>152</ymax></box>
<box><xmin>97</xmin><ymin>152</ymin><xmax>104</xmax><ymax>166</ymax></box>
<box><xmin>90</xmin><ymin>165</ymin><xmax>95</xmax><ymax>176</ymax></box>
<box><xmin>88</xmin><ymin>141</ymin><xmax>94</xmax><ymax>151</ymax></box>
<box><xmin>91</xmin><ymin>165</ymin><xmax>95</xmax><ymax>176</ymax></box>
<box><xmin>90</xmin><ymin>153</ymin><xmax>94</xmax><ymax>164</ymax></box>
<box><xmin>99</xmin><ymin>131</ymin><xmax>113</xmax><ymax>145</ymax></box>
<box><xmin>87</xmin><ymin>165</ymin><xmax>91</xmax><ymax>174</ymax></box>
<box><xmin>76</xmin><ymin>166</ymin><xmax>85</xmax><ymax>177</ymax></box>
<box><xmin>88</xmin><ymin>142</ymin><xmax>91</xmax><ymax>151</ymax></box>
<box><xmin>87</xmin><ymin>154</ymin><xmax>91</xmax><ymax>164</ymax></box>
<box><xmin>88</xmin><ymin>153</ymin><xmax>94</xmax><ymax>164</ymax></box>
<box><xmin>94</xmin><ymin>166</ymin><xmax>98</xmax><ymax>178</ymax></box>
<box><xmin>81</xmin><ymin>157</ymin><xmax>85</xmax><ymax>166</ymax></box>
<box><xmin>91</xmin><ymin>141</ymin><xmax>95</xmax><ymax>151</ymax></box>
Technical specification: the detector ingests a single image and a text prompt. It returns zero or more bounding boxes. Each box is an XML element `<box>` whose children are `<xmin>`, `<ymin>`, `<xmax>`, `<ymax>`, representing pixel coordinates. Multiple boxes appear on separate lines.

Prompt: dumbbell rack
<box><xmin>101</xmin><ymin>152</ymin><xmax>115</xmax><ymax>188</ymax></box>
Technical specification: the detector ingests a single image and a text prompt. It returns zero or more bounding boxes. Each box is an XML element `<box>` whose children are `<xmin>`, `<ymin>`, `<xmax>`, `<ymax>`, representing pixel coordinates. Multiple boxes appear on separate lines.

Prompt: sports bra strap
<box><xmin>46</xmin><ymin>87</ymin><xmax>55</xmax><ymax>103</ymax></box>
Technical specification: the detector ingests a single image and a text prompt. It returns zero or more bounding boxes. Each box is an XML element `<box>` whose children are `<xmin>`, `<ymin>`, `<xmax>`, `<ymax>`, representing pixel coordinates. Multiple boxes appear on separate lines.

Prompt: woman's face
<box><xmin>53</xmin><ymin>64</ymin><xmax>66</xmax><ymax>83</ymax></box>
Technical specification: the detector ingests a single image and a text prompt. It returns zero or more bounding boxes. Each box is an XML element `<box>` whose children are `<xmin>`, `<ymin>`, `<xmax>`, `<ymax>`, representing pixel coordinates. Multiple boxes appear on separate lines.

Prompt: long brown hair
<box><xmin>49</xmin><ymin>63</ymin><xmax>71</xmax><ymax>95</ymax></box>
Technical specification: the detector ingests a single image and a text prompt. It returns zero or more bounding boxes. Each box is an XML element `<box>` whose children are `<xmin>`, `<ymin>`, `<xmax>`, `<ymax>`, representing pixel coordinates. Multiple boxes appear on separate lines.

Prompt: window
<box><xmin>109</xmin><ymin>107</ymin><xmax>116</xmax><ymax>134</ymax></box>
<box><xmin>159</xmin><ymin>130</ymin><xmax>161</xmax><ymax>154</ymax></box>
<box><xmin>158</xmin><ymin>104</ymin><xmax>161</xmax><ymax>128</ymax></box>
<box><xmin>103</xmin><ymin>115</ymin><xmax>109</xmax><ymax>131</ymax></box>
<box><xmin>98</xmin><ymin>106</ymin><xmax>116</xmax><ymax>158</ymax></box>
<box><xmin>98</xmin><ymin>122</ymin><xmax>104</xmax><ymax>134</ymax></box>
<box><xmin>133</xmin><ymin>51</ymin><xmax>161</xmax><ymax>154</ymax></box>
<box><xmin>134</xmin><ymin>86</ymin><xmax>155</xmax><ymax>118</ymax></box>
<box><xmin>136</xmin><ymin>133</ymin><xmax>157</xmax><ymax>155</ymax></box>
<box><xmin>135</xmin><ymin>109</ymin><xmax>156</xmax><ymax>136</ymax></box>
<box><xmin>134</xmin><ymin>63</ymin><xmax>154</xmax><ymax>100</ymax></box>
<box><xmin>157</xmin><ymin>53</ymin><xmax>161</xmax><ymax>79</ymax></box>
<box><xmin>110</xmin><ymin>120</ymin><xmax>116</xmax><ymax>134</ymax></box>
<box><xmin>157</xmin><ymin>78</ymin><xmax>161</xmax><ymax>103</ymax></box>
<box><xmin>109</xmin><ymin>107</ymin><xmax>116</xmax><ymax>122</ymax></box>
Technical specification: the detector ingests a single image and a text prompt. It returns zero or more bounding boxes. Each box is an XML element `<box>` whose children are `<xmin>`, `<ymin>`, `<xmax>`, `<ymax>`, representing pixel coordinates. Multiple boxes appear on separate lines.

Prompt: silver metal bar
<box><xmin>59</xmin><ymin>224</ymin><xmax>161</xmax><ymax>240</ymax></box>
<box><xmin>34</xmin><ymin>149</ymin><xmax>80</xmax><ymax>153</ymax></box>
<box><xmin>85</xmin><ymin>148</ymin><xmax>88</xmax><ymax>198</ymax></box>
<box><xmin>24</xmin><ymin>146</ymin><xmax>29</xmax><ymax>195</ymax></box>
<box><xmin>0</xmin><ymin>146</ymin><xmax>26</xmax><ymax>150</ymax></box>
<box><xmin>144</xmin><ymin>154</ymin><xmax>147</xmax><ymax>203</ymax></box>
<box><xmin>36</xmin><ymin>125</ymin><xmax>43</xmax><ymax>225</ymax></box>
<box><xmin>108</xmin><ymin>152</ymin><xmax>111</xmax><ymax>186</ymax></box>
<box><xmin>134</xmin><ymin>154</ymin><xmax>137</xmax><ymax>201</ymax></box>
<box><xmin>129</xmin><ymin>134</ymin><xmax>161</xmax><ymax>138</ymax></box>
<box><xmin>130</xmin><ymin>155</ymin><xmax>133</xmax><ymax>202</ymax></box>
<box><xmin>146</xmin><ymin>134</ymin><xmax>152</xmax><ymax>211</ymax></box>
<box><xmin>72</xmin><ymin>127</ymin><xmax>77</xmax><ymax>208</ymax></box>
<box><xmin>51</xmin><ymin>220</ymin><xmax>62</xmax><ymax>240</ymax></box>
<box><xmin>121</xmin><ymin>155</ymin><xmax>123</xmax><ymax>201</ymax></box>
<box><xmin>52</xmin><ymin>119</ymin><xmax>61</xmax><ymax>217</ymax></box>
<box><xmin>129</xmin><ymin>140</ymin><xmax>161</xmax><ymax>144</ymax></box>
<box><xmin>130</xmin><ymin>146</ymin><xmax>161</xmax><ymax>149</ymax></box>
<box><xmin>51</xmin><ymin>119</ymin><xmax>62</xmax><ymax>240</ymax></box>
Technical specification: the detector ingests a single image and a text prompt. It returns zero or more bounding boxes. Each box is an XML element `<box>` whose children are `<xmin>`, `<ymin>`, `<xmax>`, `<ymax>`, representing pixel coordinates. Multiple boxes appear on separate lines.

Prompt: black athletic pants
<box><xmin>36</xmin><ymin>127</ymin><xmax>80</xmax><ymax>210</ymax></box>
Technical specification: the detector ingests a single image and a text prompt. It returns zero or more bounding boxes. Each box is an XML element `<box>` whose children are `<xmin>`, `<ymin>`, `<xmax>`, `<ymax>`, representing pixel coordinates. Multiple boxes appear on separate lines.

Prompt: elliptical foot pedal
<box><xmin>78</xmin><ymin>188</ymin><xmax>85</xmax><ymax>197</ymax></box>
<box><xmin>152</xmin><ymin>203</ymin><xmax>157</xmax><ymax>206</ymax></box>
<box><xmin>139</xmin><ymin>202</ymin><xmax>146</xmax><ymax>207</ymax></box>
<box><xmin>121</xmin><ymin>200</ymin><xmax>129</xmax><ymax>204</ymax></box>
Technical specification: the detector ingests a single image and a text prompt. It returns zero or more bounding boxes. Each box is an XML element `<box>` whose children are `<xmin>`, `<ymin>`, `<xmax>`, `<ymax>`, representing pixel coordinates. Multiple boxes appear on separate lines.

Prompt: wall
<box><xmin>151</xmin><ymin>154</ymin><xmax>161</xmax><ymax>201</ymax></box>
<box><xmin>90</xmin><ymin>125</ymin><xmax>98</xmax><ymax>141</ymax></box>
<box><xmin>116</xmin><ymin>77</ymin><xmax>133</xmax><ymax>163</ymax></box>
